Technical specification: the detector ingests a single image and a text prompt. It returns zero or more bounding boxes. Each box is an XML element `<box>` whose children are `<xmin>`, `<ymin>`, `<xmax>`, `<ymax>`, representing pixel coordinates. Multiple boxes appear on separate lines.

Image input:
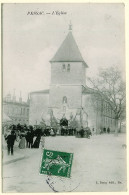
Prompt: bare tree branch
<box><xmin>88</xmin><ymin>66</ymin><xmax>126</xmax><ymax>124</ymax></box>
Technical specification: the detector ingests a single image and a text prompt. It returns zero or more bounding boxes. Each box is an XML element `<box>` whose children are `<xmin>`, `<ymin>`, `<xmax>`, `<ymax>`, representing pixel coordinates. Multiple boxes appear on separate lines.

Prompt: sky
<box><xmin>2</xmin><ymin>3</ymin><xmax>125</xmax><ymax>101</ymax></box>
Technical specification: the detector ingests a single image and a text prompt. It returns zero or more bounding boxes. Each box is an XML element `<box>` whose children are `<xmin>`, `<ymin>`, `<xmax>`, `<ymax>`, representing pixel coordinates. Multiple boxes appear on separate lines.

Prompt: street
<box><xmin>2</xmin><ymin>134</ymin><xmax>127</xmax><ymax>192</ymax></box>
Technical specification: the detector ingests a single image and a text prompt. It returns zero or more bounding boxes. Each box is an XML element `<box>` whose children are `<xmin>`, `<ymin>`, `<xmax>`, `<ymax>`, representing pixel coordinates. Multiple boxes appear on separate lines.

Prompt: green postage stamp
<box><xmin>40</xmin><ymin>149</ymin><xmax>73</xmax><ymax>178</ymax></box>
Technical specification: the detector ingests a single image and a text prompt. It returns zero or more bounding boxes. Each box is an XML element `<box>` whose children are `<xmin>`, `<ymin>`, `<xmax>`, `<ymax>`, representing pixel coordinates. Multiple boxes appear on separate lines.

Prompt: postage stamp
<box><xmin>40</xmin><ymin>149</ymin><xmax>73</xmax><ymax>178</ymax></box>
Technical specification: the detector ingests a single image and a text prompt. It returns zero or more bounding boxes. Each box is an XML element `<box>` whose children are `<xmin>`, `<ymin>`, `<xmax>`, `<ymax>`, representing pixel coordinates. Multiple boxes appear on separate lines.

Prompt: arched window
<box><xmin>62</xmin><ymin>96</ymin><xmax>67</xmax><ymax>104</ymax></box>
<box><xmin>62</xmin><ymin>64</ymin><xmax>66</xmax><ymax>71</ymax></box>
<box><xmin>67</xmin><ymin>64</ymin><xmax>70</xmax><ymax>72</ymax></box>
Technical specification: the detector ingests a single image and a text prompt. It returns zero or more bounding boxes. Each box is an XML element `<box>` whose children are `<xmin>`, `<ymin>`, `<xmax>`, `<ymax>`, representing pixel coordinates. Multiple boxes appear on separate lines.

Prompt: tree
<box><xmin>88</xmin><ymin>66</ymin><xmax>126</xmax><ymax>134</ymax></box>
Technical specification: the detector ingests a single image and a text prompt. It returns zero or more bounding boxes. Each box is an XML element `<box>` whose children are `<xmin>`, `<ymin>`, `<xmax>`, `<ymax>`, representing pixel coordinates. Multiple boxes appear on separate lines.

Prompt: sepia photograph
<box><xmin>1</xmin><ymin>3</ymin><xmax>127</xmax><ymax>192</ymax></box>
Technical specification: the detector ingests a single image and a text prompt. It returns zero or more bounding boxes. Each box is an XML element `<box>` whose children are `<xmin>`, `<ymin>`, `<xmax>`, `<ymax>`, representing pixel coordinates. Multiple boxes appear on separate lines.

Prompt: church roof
<box><xmin>82</xmin><ymin>86</ymin><xmax>114</xmax><ymax>107</ymax></box>
<box><xmin>50</xmin><ymin>31</ymin><xmax>88</xmax><ymax>67</ymax></box>
<box><xmin>82</xmin><ymin>86</ymin><xmax>96</xmax><ymax>94</ymax></box>
<box><xmin>30</xmin><ymin>89</ymin><xmax>49</xmax><ymax>95</ymax></box>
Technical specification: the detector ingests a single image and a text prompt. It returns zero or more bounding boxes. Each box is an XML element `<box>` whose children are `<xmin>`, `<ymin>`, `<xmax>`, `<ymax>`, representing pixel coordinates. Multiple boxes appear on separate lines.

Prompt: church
<box><xmin>29</xmin><ymin>25</ymin><xmax>116</xmax><ymax>133</ymax></box>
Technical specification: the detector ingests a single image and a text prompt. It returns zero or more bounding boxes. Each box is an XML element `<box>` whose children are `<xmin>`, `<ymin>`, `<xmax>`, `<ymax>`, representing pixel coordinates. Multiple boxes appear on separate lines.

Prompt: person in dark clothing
<box><xmin>65</xmin><ymin>128</ymin><xmax>68</xmax><ymax>136</ymax></box>
<box><xmin>26</xmin><ymin>130</ymin><xmax>34</xmax><ymax>148</ymax></box>
<box><xmin>5</xmin><ymin>131</ymin><xmax>16</xmax><ymax>155</ymax></box>
<box><xmin>107</xmin><ymin>127</ymin><xmax>110</xmax><ymax>134</ymax></box>
<box><xmin>29</xmin><ymin>130</ymin><xmax>34</xmax><ymax>148</ymax></box>
<box><xmin>70</xmin><ymin>128</ymin><xmax>73</xmax><ymax>136</ymax></box>
<box><xmin>61</xmin><ymin>127</ymin><xmax>64</xmax><ymax>136</ymax></box>
<box><xmin>80</xmin><ymin>127</ymin><xmax>84</xmax><ymax>138</ymax></box>
<box><xmin>32</xmin><ymin>134</ymin><xmax>41</xmax><ymax>148</ymax></box>
<box><xmin>26</xmin><ymin>130</ymin><xmax>30</xmax><ymax>148</ymax></box>
<box><xmin>103</xmin><ymin>127</ymin><xmax>106</xmax><ymax>133</ymax></box>
<box><xmin>85</xmin><ymin>127</ymin><xmax>91</xmax><ymax>138</ymax></box>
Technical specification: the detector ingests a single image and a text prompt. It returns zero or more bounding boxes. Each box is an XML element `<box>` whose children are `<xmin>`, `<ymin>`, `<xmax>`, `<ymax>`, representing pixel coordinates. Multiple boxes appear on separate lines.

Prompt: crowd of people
<box><xmin>60</xmin><ymin>127</ymin><xmax>76</xmax><ymax>136</ymax></box>
<box><xmin>3</xmin><ymin>123</ymin><xmax>111</xmax><ymax>155</ymax></box>
<box><xmin>76</xmin><ymin>127</ymin><xmax>92</xmax><ymax>138</ymax></box>
<box><xmin>4</xmin><ymin>124</ymin><xmax>45</xmax><ymax>155</ymax></box>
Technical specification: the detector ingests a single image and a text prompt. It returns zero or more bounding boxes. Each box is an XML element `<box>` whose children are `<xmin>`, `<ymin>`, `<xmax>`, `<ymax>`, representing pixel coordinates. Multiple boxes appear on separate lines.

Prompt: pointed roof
<box><xmin>50</xmin><ymin>31</ymin><xmax>88</xmax><ymax>67</ymax></box>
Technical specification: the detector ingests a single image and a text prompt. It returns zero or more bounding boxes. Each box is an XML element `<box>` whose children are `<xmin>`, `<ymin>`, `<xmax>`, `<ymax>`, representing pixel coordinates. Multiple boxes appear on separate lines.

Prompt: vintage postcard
<box><xmin>1</xmin><ymin>2</ymin><xmax>127</xmax><ymax>193</ymax></box>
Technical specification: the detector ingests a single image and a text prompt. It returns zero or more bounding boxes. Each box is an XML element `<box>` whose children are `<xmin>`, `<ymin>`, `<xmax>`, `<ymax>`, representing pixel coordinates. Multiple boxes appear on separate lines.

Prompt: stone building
<box><xmin>29</xmin><ymin>26</ymin><xmax>116</xmax><ymax>133</ymax></box>
<box><xmin>3</xmin><ymin>93</ymin><xmax>30</xmax><ymax>125</ymax></box>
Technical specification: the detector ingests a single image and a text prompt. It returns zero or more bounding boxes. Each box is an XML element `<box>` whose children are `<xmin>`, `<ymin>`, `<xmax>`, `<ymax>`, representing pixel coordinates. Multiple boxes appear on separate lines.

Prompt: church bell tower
<box><xmin>49</xmin><ymin>24</ymin><xmax>88</xmax><ymax>120</ymax></box>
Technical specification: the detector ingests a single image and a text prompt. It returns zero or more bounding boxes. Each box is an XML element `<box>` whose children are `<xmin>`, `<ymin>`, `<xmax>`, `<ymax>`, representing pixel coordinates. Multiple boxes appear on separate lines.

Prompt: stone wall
<box><xmin>82</xmin><ymin>94</ymin><xmax>116</xmax><ymax>133</ymax></box>
<box><xmin>51</xmin><ymin>62</ymin><xmax>86</xmax><ymax>86</ymax></box>
<box><xmin>49</xmin><ymin>85</ymin><xmax>82</xmax><ymax>109</ymax></box>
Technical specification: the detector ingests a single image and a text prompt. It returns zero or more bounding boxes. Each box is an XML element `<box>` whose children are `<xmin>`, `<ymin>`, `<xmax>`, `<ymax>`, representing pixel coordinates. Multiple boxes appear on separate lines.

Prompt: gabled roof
<box><xmin>50</xmin><ymin>31</ymin><xmax>88</xmax><ymax>67</ymax></box>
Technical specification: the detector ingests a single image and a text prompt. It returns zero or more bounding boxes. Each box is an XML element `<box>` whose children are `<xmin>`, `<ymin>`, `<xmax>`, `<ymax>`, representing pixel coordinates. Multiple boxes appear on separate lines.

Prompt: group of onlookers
<box><xmin>100</xmin><ymin>127</ymin><xmax>110</xmax><ymax>134</ymax></box>
<box><xmin>18</xmin><ymin>129</ymin><xmax>37</xmax><ymax>149</ymax></box>
<box><xmin>76</xmin><ymin>127</ymin><xmax>92</xmax><ymax>138</ymax></box>
<box><xmin>3</xmin><ymin>123</ymin><xmax>111</xmax><ymax>155</ymax></box>
<box><xmin>4</xmin><ymin>124</ymin><xmax>45</xmax><ymax>155</ymax></box>
<box><xmin>60</xmin><ymin>127</ymin><xmax>76</xmax><ymax>136</ymax></box>
<box><xmin>4</xmin><ymin>129</ymin><xmax>45</xmax><ymax>155</ymax></box>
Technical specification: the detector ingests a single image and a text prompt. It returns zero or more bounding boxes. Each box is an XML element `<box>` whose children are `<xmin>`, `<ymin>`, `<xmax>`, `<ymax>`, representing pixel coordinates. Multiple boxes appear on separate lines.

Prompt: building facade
<box><xmin>3</xmin><ymin>93</ymin><xmax>29</xmax><ymax>125</ymax></box>
<box><xmin>29</xmin><ymin>26</ymin><xmax>116</xmax><ymax>133</ymax></box>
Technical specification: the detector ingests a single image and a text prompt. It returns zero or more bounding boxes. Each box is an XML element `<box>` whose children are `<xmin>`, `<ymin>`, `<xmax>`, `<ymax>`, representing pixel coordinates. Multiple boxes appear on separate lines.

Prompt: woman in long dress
<box><xmin>19</xmin><ymin>134</ymin><xmax>26</xmax><ymax>149</ymax></box>
<box><xmin>32</xmin><ymin>135</ymin><xmax>41</xmax><ymax>148</ymax></box>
